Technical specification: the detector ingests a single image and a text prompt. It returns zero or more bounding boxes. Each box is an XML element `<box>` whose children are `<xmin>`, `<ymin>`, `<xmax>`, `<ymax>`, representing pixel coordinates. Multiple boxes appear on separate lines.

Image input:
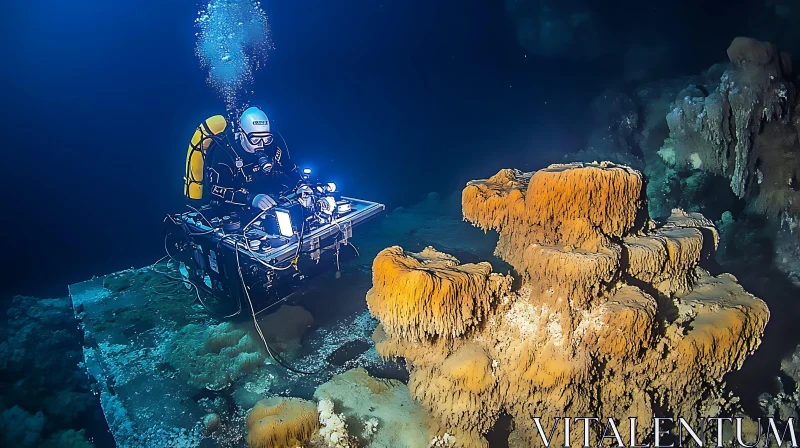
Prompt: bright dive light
<box><xmin>326</xmin><ymin>182</ymin><xmax>336</xmax><ymax>192</ymax></box>
<box><xmin>303</xmin><ymin>168</ymin><xmax>312</xmax><ymax>175</ymax></box>
<box><xmin>275</xmin><ymin>210</ymin><xmax>294</xmax><ymax>237</ymax></box>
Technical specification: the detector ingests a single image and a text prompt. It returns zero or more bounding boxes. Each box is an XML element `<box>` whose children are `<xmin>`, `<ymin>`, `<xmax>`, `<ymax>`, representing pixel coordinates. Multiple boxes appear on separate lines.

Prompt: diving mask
<box><xmin>246</xmin><ymin>131</ymin><xmax>274</xmax><ymax>146</ymax></box>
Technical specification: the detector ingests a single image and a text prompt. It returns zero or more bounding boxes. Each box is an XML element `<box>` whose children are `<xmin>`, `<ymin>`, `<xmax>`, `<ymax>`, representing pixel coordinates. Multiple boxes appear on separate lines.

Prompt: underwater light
<box><xmin>336</xmin><ymin>201</ymin><xmax>352</xmax><ymax>214</ymax></box>
<box><xmin>275</xmin><ymin>210</ymin><xmax>294</xmax><ymax>237</ymax></box>
<box><xmin>326</xmin><ymin>182</ymin><xmax>336</xmax><ymax>192</ymax></box>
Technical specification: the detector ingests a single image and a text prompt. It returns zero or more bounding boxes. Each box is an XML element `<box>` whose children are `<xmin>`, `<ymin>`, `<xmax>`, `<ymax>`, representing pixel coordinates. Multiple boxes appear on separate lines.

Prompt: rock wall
<box><xmin>569</xmin><ymin>37</ymin><xmax>800</xmax><ymax>284</ymax></box>
<box><xmin>665</xmin><ymin>37</ymin><xmax>798</xmax><ymax>209</ymax></box>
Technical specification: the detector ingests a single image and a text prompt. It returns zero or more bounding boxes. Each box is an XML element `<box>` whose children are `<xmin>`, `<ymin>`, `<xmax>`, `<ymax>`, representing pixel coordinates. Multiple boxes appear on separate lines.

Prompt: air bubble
<box><xmin>195</xmin><ymin>0</ymin><xmax>274</xmax><ymax>112</ymax></box>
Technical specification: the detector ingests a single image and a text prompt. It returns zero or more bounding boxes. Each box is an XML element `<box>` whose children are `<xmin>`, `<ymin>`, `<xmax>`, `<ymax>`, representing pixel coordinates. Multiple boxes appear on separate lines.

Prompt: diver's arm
<box><xmin>272</xmin><ymin>146</ymin><xmax>304</xmax><ymax>188</ymax></box>
<box><xmin>207</xmin><ymin>161</ymin><xmax>252</xmax><ymax>207</ymax></box>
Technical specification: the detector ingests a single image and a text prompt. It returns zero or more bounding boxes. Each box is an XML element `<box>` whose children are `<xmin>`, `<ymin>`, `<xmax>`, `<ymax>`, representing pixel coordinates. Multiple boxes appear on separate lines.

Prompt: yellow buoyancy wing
<box><xmin>184</xmin><ymin>115</ymin><xmax>228</xmax><ymax>199</ymax></box>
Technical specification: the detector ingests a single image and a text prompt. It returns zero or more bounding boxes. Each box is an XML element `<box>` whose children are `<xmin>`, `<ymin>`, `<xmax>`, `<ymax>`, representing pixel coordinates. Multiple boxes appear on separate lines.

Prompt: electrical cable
<box><xmin>230</xmin><ymin>203</ymin><xmax>306</xmax><ymax>272</ymax></box>
<box><xmin>186</xmin><ymin>205</ymin><xmax>214</xmax><ymax>227</ymax></box>
<box><xmin>276</xmin><ymin>131</ymin><xmax>291</xmax><ymax>160</ymax></box>
<box><xmin>335</xmin><ymin>242</ymin><xmax>340</xmax><ymax>272</ymax></box>
<box><xmin>167</xmin><ymin>236</ymin><xmax>242</xmax><ymax>318</ymax></box>
<box><xmin>241</xmin><ymin>208</ymin><xmax>268</xmax><ymax>256</ymax></box>
<box><xmin>159</xmin><ymin>184</ymin><xmax>329</xmax><ymax>374</ymax></box>
<box><xmin>239</xmin><ymin>193</ymin><xmax>301</xmax><ymax>270</ymax></box>
<box><xmin>234</xmin><ymin>242</ymin><xmax>324</xmax><ymax>375</ymax></box>
<box><xmin>158</xmin><ymin>233</ymin><xmax>242</xmax><ymax>318</ymax></box>
<box><xmin>150</xmin><ymin>254</ymin><xmax>170</xmax><ymax>267</ymax></box>
<box><xmin>165</xmin><ymin>213</ymin><xmax>217</xmax><ymax>235</ymax></box>
<box><xmin>146</xmin><ymin>256</ymin><xmax>194</xmax><ymax>297</ymax></box>
<box><xmin>227</xmin><ymin>204</ymin><xmax>322</xmax><ymax>374</ymax></box>
<box><xmin>347</xmin><ymin>241</ymin><xmax>360</xmax><ymax>257</ymax></box>
<box><xmin>149</xmin><ymin>242</ymin><xmax>199</xmax><ymax>299</ymax></box>
<box><xmin>333</xmin><ymin>219</ymin><xmax>360</xmax><ymax>258</ymax></box>
<box><xmin>226</xmin><ymin>234</ymin><xmax>296</xmax><ymax>271</ymax></box>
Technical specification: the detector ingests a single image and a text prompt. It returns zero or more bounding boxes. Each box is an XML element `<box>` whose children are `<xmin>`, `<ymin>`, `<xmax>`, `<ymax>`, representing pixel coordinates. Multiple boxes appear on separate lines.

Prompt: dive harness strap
<box><xmin>210</xmin><ymin>184</ymin><xmax>250</xmax><ymax>206</ymax></box>
<box><xmin>200</xmin><ymin>121</ymin><xmax>252</xmax><ymax>206</ymax></box>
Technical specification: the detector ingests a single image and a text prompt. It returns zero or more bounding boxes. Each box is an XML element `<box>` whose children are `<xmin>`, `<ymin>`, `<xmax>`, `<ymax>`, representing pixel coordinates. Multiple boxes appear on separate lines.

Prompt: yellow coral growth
<box><xmin>523</xmin><ymin>162</ymin><xmax>645</xmax><ymax>247</ymax></box>
<box><xmin>588</xmin><ymin>285</ymin><xmax>657</xmax><ymax>359</ymax></box>
<box><xmin>522</xmin><ymin>243</ymin><xmax>620</xmax><ymax>310</ymax></box>
<box><xmin>245</xmin><ymin>397</ymin><xmax>319</xmax><ymax>448</ymax></box>
<box><xmin>440</xmin><ymin>343</ymin><xmax>494</xmax><ymax>393</ymax></box>
<box><xmin>622</xmin><ymin>209</ymin><xmax>720</xmax><ymax>295</ymax></box>
<box><xmin>372</xmin><ymin>323</ymin><xmax>452</xmax><ymax>367</ymax></box>
<box><xmin>669</xmin><ymin>272</ymin><xmax>770</xmax><ymax>372</ymax></box>
<box><xmin>464</xmin><ymin>162</ymin><xmax>645</xmax><ymax>253</ymax></box>
<box><xmin>409</xmin><ymin>365</ymin><xmax>501</xmax><ymax>448</ymax></box>
<box><xmin>366</xmin><ymin>246</ymin><xmax>511</xmax><ymax>341</ymax></box>
<box><xmin>367</xmin><ymin>162</ymin><xmax>769</xmax><ymax>447</ymax></box>
<box><xmin>462</xmin><ymin>169</ymin><xmax>530</xmax><ymax>233</ymax></box>
<box><xmin>664</xmin><ymin>209</ymin><xmax>719</xmax><ymax>246</ymax></box>
<box><xmin>624</xmin><ymin>227</ymin><xmax>703</xmax><ymax>294</ymax></box>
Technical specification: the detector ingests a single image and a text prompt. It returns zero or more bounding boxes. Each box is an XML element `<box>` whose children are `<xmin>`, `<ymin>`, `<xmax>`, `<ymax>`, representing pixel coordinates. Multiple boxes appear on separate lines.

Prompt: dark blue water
<box><xmin>2</xmin><ymin>1</ymin><xmax>795</xmax><ymax>447</ymax></box>
<box><xmin>0</xmin><ymin>0</ymin><xmax>573</xmax><ymax>299</ymax></box>
<box><xmin>0</xmin><ymin>0</ymin><xmax>765</xmax><ymax>299</ymax></box>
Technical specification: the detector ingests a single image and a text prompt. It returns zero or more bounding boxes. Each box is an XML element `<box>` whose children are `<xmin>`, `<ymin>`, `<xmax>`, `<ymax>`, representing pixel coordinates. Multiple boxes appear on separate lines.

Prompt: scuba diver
<box><xmin>183</xmin><ymin>106</ymin><xmax>303</xmax><ymax>214</ymax></box>
<box><xmin>171</xmin><ymin>99</ymin><xmax>385</xmax><ymax>377</ymax></box>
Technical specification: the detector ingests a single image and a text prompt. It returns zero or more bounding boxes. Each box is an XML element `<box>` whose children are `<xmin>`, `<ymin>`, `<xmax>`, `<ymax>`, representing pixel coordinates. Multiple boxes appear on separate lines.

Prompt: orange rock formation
<box><xmin>367</xmin><ymin>162</ymin><xmax>769</xmax><ymax>447</ymax></box>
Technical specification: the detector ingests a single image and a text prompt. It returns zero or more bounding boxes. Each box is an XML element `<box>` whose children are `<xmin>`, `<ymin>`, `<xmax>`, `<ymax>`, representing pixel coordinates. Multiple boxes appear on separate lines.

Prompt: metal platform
<box><xmin>179</xmin><ymin>197</ymin><xmax>385</xmax><ymax>266</ymax></box>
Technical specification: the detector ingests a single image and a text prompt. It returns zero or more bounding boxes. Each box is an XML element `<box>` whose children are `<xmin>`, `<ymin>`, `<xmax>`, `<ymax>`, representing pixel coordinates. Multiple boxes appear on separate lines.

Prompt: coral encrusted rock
<box><xmin>166</xmin><ymin>305</ymin><xmax>313</xmax><ymax>390</ymax></box>
<box><xmin>245</xmin><ymin>397</ymin><xmax>319</xmax><ymax>448</ymax></box>
<box><xmin>314</xmin><ymin>367</ymin><xmax>434</xmax><ymax>447</ymax></box>
<box><xmin>367</xmin><ymin>162</ymin><xmax>769</xmax><ymax>447</ymax></box>
<box><xmin>367</xmin><ymin>246</ymin><xmax>512</xmax><ymax>342</ymax></box>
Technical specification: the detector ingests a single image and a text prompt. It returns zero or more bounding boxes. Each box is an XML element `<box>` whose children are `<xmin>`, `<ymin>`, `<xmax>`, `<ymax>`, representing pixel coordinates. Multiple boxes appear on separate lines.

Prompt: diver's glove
<box><xmin>252</xmin><ymin>194</ymin><xmax>277</xmax><ymax>211</ymax></box>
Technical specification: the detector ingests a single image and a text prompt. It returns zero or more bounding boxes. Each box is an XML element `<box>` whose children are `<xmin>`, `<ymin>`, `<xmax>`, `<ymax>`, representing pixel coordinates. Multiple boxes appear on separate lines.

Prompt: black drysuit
<box><xmin>202</xmin><ymin>134</ymin><xmax>302</xmax><ymax>215</ymax></box>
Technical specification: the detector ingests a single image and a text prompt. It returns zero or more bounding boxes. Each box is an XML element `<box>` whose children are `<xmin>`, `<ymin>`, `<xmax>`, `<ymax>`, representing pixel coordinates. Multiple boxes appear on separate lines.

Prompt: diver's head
<box><xmin>238</xmin><ymin>106</ymin><xmax>273</xmax><ymax>153</ymax></box>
